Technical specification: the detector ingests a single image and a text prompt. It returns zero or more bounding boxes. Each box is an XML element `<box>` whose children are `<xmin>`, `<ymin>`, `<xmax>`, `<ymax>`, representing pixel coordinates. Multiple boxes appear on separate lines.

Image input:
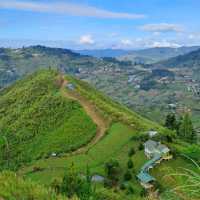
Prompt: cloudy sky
<box><xmin>0</xmin><ymin>0</ymin><xmax>200</xmax><ymax>49</ymax></box>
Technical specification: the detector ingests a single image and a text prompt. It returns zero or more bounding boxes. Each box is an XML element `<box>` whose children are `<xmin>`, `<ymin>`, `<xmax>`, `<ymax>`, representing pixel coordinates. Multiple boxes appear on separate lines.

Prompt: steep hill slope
<box><xmin>0</xmin><ymin>70</ymin><xmax>97</xmax><ymax>170</ymax></box>
<box><xmin>0</xmin><ymin>69</ymin><xmax>161</xmax><ymax>171</ymax></box>
<box><xmin>153</xmin><ymin>48</ymin><xmax>200</xmax><ymax>69</ymax></box>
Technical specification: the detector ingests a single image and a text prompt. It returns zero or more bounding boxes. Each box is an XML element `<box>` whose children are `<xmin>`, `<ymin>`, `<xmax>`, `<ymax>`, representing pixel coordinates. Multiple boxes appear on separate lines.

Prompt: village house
<box><xmin>144</xmin><ymin>140</ymin><xmax>170</xmax><ymax>159</ymax></box>
<box><xmin>137</xmin><ymin>139</ymin><xmax>172</xmax><ymax>188</ymax></box>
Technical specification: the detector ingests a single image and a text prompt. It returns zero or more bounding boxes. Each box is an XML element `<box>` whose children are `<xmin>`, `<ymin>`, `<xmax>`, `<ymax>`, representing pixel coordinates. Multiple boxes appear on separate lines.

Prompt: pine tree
<box><xmin>165</xmin><ymin>113</ymin><xmax>177</xmax><ymax>130</ymax></box>
<box><xmin>179</xmin><ymin>113</ymin><xmax>197</xmax><ymax>143</ymax></box>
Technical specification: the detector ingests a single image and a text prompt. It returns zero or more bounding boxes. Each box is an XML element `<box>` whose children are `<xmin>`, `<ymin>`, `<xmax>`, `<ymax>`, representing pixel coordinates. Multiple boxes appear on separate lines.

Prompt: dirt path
<box><xmin>60</xmin><ymin>78</ymin><xmax>108</xmax><ymax>155</ymax></box>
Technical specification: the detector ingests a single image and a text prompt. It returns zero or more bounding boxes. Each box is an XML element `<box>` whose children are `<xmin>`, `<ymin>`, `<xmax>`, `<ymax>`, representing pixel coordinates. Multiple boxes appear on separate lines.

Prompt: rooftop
<box><xmin>137</xmin><ymin>171</ymin><xmax>155</xmax><ymax>184</ymax></box>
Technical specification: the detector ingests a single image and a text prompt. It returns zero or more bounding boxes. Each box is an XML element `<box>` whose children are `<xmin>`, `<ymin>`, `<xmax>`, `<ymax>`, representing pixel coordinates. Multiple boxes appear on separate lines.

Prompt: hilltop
<box><xmin>0</xmin><ymin>69</ymin><xmax>159</xmax><ymax>170</ymax></box>
<box><xmin>0</xmin><ymin>70</ymin><xmax>97</xmax><ymax>170</ymax></box>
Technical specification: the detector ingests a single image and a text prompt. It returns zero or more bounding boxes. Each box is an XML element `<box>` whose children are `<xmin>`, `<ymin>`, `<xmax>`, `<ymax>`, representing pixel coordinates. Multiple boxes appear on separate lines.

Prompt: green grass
<box><xmin>66</xmin><ymin>74</ymin><xmax>163</xmax><ymax>132</ymax></box>
<box><xmin>151</xmin><ymin>156</ymin><xmax>198</xmax><ymax>193</ymax></box>
<box><xmin>0</xmin><ymin>70</ymin><xmax>96</xmax><ymax>169</ymax></box>
<box><xmin>0</xmin><ymin>171</ymin><xmax>65</xmax><ymax>200</ymax></box>
<box><xmin>22</xmin><ymin>123</ymin><xmax>138</xmax><ymax>183</ymax></box>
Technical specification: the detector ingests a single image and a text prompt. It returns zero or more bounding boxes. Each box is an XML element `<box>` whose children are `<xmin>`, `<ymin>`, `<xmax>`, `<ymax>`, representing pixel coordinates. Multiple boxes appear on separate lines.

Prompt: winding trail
<box><xmin>60</xmin><ymin>77</ymin><xmax>109</xmax><ymax>155</ymax></box>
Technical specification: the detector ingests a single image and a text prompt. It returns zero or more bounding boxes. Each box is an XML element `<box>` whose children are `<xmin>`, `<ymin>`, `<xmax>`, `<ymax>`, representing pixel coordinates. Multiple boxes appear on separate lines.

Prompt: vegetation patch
<box><xmin>0</xmin><ymin>70</ymin><xmax>96</xmax><ymax>170</ymax></box>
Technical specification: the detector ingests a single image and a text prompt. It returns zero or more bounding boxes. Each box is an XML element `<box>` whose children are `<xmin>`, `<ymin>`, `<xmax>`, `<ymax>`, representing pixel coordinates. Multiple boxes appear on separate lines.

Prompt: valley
<box><xmin>1</xmin><ymin>1</ymin><xmax>200</xmax><ymax>199</ymax></box>
<box><xmin>0</xmin><ymin>48</ymin><xmax>200</xmax><ymax>200</ymax></box>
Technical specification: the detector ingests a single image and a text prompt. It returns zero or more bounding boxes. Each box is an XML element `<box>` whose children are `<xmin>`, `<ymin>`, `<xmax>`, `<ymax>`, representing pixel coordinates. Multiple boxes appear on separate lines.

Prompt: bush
<box><xmin>124</xmin><ymin>170</ymin><xmax>132</xmax><ymax>181</ymax></box>
<box><xmin>120</xmin><ymin>183</ymin><xmax>126</xmax><ymax>190</ymax></box>
<box><xmin>140</xmin><ymin>188</ymin><xmax>147</xmax><ymax>197</ymax></box>
<box><xmin>127</xmin><ymin>159</ymin><xmax>134</xmax><ymax>169</ymax></box>
<box><xmin>128</xmin><ymin>147</ymin><xmax>135</xmax><ymax>157</ymax></box>
<box><xmin>138</xmin><ymin>143</ymin><xmax>144</xmax><ymax>151</ymax></box>
<box><xmin>126</xmin><ymin>185</ymin><xmax>134</xmax><ymax>195</ymax></box>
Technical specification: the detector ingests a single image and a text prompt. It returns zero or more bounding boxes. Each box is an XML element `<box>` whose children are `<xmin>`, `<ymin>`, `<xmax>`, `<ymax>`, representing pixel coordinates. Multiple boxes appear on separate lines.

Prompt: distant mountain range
<box><xmin>76</xmin><ymin>46</ymin><xmax>200</xmax><ymax>64</ymax></box>
<box><xmin>74</xmin><ymin>49</ymin><xmax>130</xmax><ymax>58</ymax></box>
<box><xmin>153</xmin><ymin>48</ymin><xmax>200</xmax><ymax>69</ymax></box>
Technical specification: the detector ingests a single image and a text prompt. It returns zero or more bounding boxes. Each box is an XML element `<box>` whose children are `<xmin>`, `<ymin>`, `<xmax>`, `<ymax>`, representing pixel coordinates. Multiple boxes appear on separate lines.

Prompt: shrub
<box><xmin>124</xmin><ymin>170</ymin><xmax>132</xmax><ymax>181</ymax></box>
<box><xmin>128</xmin><ymin>147</ymin><xmax>135</xmax><ymax>157</ymax></box>
<box><xmin>138</xmin><ymin>143</ymin><xmax>144</xmax><ymax>151</ymax></box>
<box><xmin>126</xmin><ymin>185</ymin><xmax>134</xmax><ymax>195</ymax></box>
<box><xmin>120</xmin><ymin>183</ymin><xmax>126</xmax><ymax>190</ymax></box>
<box><xmin>127</xmin><ymin>159</ymin><xmax>134</xmax><ymax>169</ymax></box>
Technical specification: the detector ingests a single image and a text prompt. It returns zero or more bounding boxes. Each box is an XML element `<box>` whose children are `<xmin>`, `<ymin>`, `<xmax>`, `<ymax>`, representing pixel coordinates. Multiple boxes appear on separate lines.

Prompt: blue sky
<box><xmin>0</xmin><ymin>0</ymin><xmax>200</xmax><ymax>49</ymax></box>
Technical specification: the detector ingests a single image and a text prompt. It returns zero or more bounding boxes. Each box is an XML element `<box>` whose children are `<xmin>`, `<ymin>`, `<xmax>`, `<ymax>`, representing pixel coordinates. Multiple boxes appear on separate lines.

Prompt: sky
<box><xmin>0</xmin><ymin>0</ymin><xmax>200</xmax><ymax>49</ymax></box>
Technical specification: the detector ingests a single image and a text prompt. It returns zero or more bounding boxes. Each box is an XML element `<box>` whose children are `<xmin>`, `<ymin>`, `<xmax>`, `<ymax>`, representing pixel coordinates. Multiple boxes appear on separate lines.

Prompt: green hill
<box><xmin>0</xmin><ymin>70</ymin><xmax>97</xmax><ymax>170</ymax></box>
<box><xmin>1</xmin><ymin>69</ymin><xmax>199</xmax><ymax>200</ymax></box>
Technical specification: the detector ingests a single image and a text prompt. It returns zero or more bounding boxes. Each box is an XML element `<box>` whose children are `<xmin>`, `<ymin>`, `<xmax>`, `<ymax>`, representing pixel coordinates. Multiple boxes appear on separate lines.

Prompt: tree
<box><xmin>165</xmin><ymin>113</ymin><xmax>177</xmax><ymax>130</ymax></box>
<box><xmin>51</xmin><ymin>178</ymin><xmax>62</xmax><ymax>194</ymax></box>
<box><xmin>104</xmin><ymin>159</ymin><xmax>121</xmax><ymax>187</ymax></box>
<box><xmin>77</xmin><ymin>166</ymin><xmax>94</xmax><ymax>200</ymax></box>
<box><xmin>61</xmin><ymin>163</ymin><xmax>82</xmax><ymax>198</ymax></box>
<box><xmin>179</xmin><ymin>113</ymin><xmax>197</xmax><ymax>143</ymax></box>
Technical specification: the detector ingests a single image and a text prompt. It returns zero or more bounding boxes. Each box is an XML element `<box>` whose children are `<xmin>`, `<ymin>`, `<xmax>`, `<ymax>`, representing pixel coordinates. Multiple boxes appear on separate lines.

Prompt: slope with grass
<box><xmin>0</xmin><ymin>70</ymin><xmax>97</xmax><ymax>170</ymax></box>
<box><xmin>17</xmin><ymin>71</ymin><xmax>170</xmax><ymax>199</ymax></box>
<box><xmin>1</xmin><ymin>69</ymin><xmax>199</xmax><ymax>199</ymax></box>
<box><xmin>0</xmin><ymin>171</ymin><xmax>65</xmax><ymax>200</ymax></box>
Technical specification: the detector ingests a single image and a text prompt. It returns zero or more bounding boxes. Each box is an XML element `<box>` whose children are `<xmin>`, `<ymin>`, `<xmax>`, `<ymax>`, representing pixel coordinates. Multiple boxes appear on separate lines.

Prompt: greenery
<box><xmin>0</xmin><ymin>68</ymin><xmax>199</xmax><ymax>199</ymax></box>
<box><xmin>165</xmin><ymin>113</ymin><xmax>177</xmax><ymax>130</ymax></box>
<box><xmin>0</xmin><ymin>70</ymin><xmax>96</xmax><ymax>169</ymax></box>
<box><xmin>178</xmin><ymin>113</ymin><xmax>197</xmax><ymax>143</ymax></box>
<box><xmin>127</xmin><ymin>159</ymin><xmax>134</xmax><ymax>169</ymax></box>
<box><xmin>0</xmin><ymin>171</ymin><xmax>65</xmax><ymax>200</ymax></box>
<box><xmin>104</xmin><ymin>159</ymin><xmax>121</xmax><ymax>187</ymax></box>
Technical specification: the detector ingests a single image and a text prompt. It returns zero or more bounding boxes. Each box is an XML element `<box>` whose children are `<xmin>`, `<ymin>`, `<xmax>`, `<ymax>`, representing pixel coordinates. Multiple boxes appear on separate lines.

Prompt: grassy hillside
<box><xmin>0</xmin><ymin>70</ymin><xmax>97</xmax><ymax>170</ymax></box>
<box><xmin>1</xmin><ymin>69</ymin><xmax>199</xmax><ymax>199</ymax></box>
<box><xmin>0</xmin><ymin>171</ymin><xmax>65</xmax><ymax>200</ymax></box>
<box><xmin>65</xmin><ymin>74</ymin><xmax>160</xmax><ymax>131</ymax></box>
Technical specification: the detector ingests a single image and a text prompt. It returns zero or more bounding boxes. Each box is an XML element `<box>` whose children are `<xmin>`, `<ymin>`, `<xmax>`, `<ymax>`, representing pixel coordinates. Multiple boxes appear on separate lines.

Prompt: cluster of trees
<box><xmin>51</xmin><ymin>163</ymin><xmax>124</xmax><ymax>200</ymax></box>
<box><xmin>164</xmin><ymin>113</ymin><xmax>197</xmax><ymax>143</ymax></box>
<box><xmin>104</xmin><ymin>159</ymin><xmax>136</xmax><ymax>196</ymax></box>
<box><xmin>53</xmin><ymin>158</ymin><xmax>143</xmax><ymax>199</ymax></box>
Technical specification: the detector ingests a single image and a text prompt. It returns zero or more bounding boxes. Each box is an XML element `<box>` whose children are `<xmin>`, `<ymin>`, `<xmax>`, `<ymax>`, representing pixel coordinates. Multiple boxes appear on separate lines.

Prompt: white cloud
<box><xmin>121</xmin><ymin>39</ymin><xmax>132</xmax><ymax>46</ymax></box>
<box><xmin>0</xmin><ymin>1</ymin><xmax>146</xmax><ymax>19</ymax></box>
<box><xmin>152</xmin><ymin>40</ymin><xmax>181</xmax><ymax>48</ymax></box>
<box><xmin>139</xmin><ymin>23</ymin><xmax>184</xmax><ymax>33</ymax></box>
<box><xmin>79</xmin><ymin>35</ymin><xmax>94</xmax><ymax>45</ymax></box>
<box><xmin>188</xmin><ymin>33</ymin><xmax>200</xmax><ymax>40</ymax></box>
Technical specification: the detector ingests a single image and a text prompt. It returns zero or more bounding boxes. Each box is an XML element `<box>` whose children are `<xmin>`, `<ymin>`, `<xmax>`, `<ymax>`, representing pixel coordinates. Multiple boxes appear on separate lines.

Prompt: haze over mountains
<box><xmin>153</xmin><ymin>48</ymin><xmax>200</xmax><ymax>69</ymax></box>
<box><xmin>76</xmin><ymin>46</ymin><xmax>200</xmax><ymax>64</ymax></box>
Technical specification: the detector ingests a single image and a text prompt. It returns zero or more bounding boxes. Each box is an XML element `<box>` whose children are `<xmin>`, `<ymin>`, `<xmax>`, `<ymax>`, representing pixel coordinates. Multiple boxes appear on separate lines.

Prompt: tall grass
<box><xmin>161</xmin><ymin>156</ymin><xmax>200</xmax><ymax>200</ymax></box>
